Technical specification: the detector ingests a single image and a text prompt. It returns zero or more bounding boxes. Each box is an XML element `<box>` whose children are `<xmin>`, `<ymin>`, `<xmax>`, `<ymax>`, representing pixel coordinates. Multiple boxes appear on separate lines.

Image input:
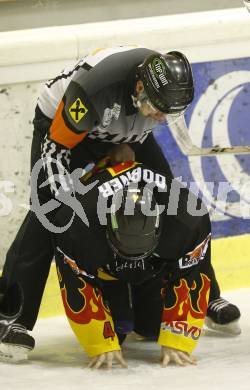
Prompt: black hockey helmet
<box><xmin>137</xmin><ymin>51</ymin><xmax>194</xmax><ymax>114</ymax></box>
<box><xmin>106</xmin><ymin>185</ymin><xmax>162</xmax><ymax>261</ymax></box>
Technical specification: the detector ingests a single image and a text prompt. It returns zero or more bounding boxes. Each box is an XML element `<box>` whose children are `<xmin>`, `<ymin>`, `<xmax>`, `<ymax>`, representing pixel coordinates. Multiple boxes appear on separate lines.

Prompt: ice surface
<box><xmin>1</xmin><ymin>288</ymin><xmax>250</xmax><ymax>390</ymax></box>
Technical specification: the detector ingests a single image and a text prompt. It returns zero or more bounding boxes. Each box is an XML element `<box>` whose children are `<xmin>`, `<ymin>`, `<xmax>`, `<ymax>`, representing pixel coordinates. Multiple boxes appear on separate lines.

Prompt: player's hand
<box><xmin>161</xmin><ymin>346</ymin><xmax>197</xmax><ymax>367</ymax></box>
<box><xmin>108</xmin><ymin>143</ymin><xmax>135</xmax><ymax>165</ymax></box>
<box><xmin>88</xmin><ymin>350</ymin><xmax>128</xmax><ymax>369</ymax></box>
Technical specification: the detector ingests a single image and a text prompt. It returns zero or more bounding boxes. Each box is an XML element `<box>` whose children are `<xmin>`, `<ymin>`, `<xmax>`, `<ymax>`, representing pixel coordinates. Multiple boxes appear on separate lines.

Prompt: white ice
<box><xmin>1</xmin><ymin>288</ymin><xmax>250</xmax><ymax>390</ymax></box>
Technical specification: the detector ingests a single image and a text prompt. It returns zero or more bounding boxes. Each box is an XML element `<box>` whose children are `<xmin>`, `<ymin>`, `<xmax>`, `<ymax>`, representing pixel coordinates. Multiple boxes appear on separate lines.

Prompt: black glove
<box><xmin>0</xmin><ymin>278</ymin><xmax>24</xmax><ymax>341</ymax></box>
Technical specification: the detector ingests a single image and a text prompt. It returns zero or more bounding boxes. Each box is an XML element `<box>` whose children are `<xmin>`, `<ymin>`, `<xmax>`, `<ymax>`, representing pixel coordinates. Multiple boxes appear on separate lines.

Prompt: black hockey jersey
<box><xmin>53</xmin><ymin>161</ymin><xmax>211</xmax><ymax>357</ymax></box>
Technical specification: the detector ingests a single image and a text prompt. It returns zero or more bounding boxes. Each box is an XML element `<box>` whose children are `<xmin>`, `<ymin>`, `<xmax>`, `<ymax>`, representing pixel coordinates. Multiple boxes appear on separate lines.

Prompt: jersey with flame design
<box><xmin>56</xmin><ymin>263</ymin><xmax>119</xmax><ymax>357</ymax></box>
<box><xmin>54</xmin><ymin>162</ymin><xmax>211</xmax><ymax>356</ymax></box>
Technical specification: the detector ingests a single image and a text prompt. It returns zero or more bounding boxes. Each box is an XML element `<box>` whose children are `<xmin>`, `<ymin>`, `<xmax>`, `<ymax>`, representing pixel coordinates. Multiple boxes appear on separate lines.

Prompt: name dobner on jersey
<box><xmin>98</xmin><ymin>165</ymin><xmax>166</xmax><ymax>198</ymax></box>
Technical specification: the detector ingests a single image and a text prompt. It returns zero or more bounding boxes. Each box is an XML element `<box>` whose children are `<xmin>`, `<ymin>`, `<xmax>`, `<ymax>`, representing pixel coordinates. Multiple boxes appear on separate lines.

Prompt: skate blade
<box><xmin>0</xmin><ymin>343</ymin><xmax>30</xmax><ymax>363</ymax></box>
<box><xmin>205</xmin><ymin>317</ymin><xmax>241</xmax><ymax>336</ymax></box>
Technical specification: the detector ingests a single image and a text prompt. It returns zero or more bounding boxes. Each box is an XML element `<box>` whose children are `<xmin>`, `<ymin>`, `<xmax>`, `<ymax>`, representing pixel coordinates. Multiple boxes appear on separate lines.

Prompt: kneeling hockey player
<box><xmin>53</xmin><ymin>161</ymin><xmax>212</xmax><ymax>368</ymax></box>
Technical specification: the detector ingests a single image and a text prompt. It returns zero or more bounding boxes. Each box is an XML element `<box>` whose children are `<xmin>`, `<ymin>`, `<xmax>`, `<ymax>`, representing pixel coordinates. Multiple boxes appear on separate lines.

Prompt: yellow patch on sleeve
<box><xmin>69</xmin><ymin>98</ymin><xmax>88</xmax><ymax>123</ymax></box>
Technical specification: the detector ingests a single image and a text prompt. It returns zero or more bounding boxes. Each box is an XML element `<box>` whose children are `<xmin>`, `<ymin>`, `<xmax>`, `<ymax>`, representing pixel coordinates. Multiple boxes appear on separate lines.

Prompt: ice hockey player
<box><xmin>52</xmin><ymin>160</ymin><xmax>218</xmax><ymax>368</ymax></box>
<box><xmin>0</xmin><ymin>46</ymin><xmax>240</xmax><ymax>362</ymax></box>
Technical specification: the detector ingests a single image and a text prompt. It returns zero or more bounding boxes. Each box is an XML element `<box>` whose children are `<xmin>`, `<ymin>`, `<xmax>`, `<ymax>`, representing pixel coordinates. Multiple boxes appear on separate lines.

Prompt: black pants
<box><xmin>101</xmin><ymin>276</ymin><xmax>164</xmax><ymax>344</ymax></box>
<box><xmin>2</xmin><ymin>107</ymin><xmax>220</xmax><ymax>330</ymax></box>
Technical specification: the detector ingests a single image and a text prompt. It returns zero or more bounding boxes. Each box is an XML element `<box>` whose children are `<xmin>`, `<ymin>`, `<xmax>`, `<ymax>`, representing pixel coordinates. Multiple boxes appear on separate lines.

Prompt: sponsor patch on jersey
<box><xmin>69</xmin><ymin>98</ymin><xmax>88</xmax><ymax>123</ymax></box>
<box><xmin>56</xmin><ymin>246</ymin><xmax>94</xmax><ymax>279</ymax></box>
<box><xmin>178</xmin><ymin>233</ymin><xmax>211</xmax><ymax>269</ymax></box>
<box><xmin>102</xmin><ymin>103</ymin><xmax>121</xmax><ymax>128</ymax></box>
<box><xmin>161</xmin><ymin>321</ymin><xmax>202</xmax><ymax>341</ymax></box>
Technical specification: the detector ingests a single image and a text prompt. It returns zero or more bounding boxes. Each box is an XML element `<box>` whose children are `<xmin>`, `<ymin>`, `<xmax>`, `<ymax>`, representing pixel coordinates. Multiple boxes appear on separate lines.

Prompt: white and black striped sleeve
<box><xmin>41</xmin><ymin>134</ymin><xmax>72</xmax><ymax>196</ymax></box>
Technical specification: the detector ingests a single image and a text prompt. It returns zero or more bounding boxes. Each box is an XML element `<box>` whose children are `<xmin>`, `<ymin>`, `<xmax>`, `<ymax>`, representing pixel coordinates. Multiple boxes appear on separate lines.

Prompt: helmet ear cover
<box><xmin>137</xmin><ymin>51</ymin><xmax>194</xmax><ymax>113</ymax></box>
<box><xmin>106</xmin><ymin>186</ymin><xmax>162</xmax><ymax>261</ymax></box>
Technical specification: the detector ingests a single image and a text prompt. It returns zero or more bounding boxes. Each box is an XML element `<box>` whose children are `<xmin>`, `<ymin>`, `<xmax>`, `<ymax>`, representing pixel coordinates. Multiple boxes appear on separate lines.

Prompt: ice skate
<box><xmin>205</xmin><ymin>297</ymin><xmax>241</xmax><ymax>336</ymax></box>
<box><xmin>0</xmin><ymin>323</ymin><xmax>35</xmax><ymax>363</ymax></box>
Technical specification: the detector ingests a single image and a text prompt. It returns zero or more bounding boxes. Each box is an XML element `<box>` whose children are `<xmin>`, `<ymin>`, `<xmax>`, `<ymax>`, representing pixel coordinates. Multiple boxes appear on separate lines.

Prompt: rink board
<box><xmin>154</xmin><ymin>55</ymin><xmax>250</xmax><ymax>238</ymax></box>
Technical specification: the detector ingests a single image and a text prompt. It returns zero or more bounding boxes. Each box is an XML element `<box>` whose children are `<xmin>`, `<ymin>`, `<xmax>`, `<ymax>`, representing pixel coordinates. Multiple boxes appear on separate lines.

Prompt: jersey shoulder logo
<box><xmin>178</xmin><ymin>233</ymin><xmax>211</xmax><ymax>269</ymax></box>
<box><xmin>69</xmin><ymin>98</ymin><xmax>88</xmax><ymax>123</ymax></box>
